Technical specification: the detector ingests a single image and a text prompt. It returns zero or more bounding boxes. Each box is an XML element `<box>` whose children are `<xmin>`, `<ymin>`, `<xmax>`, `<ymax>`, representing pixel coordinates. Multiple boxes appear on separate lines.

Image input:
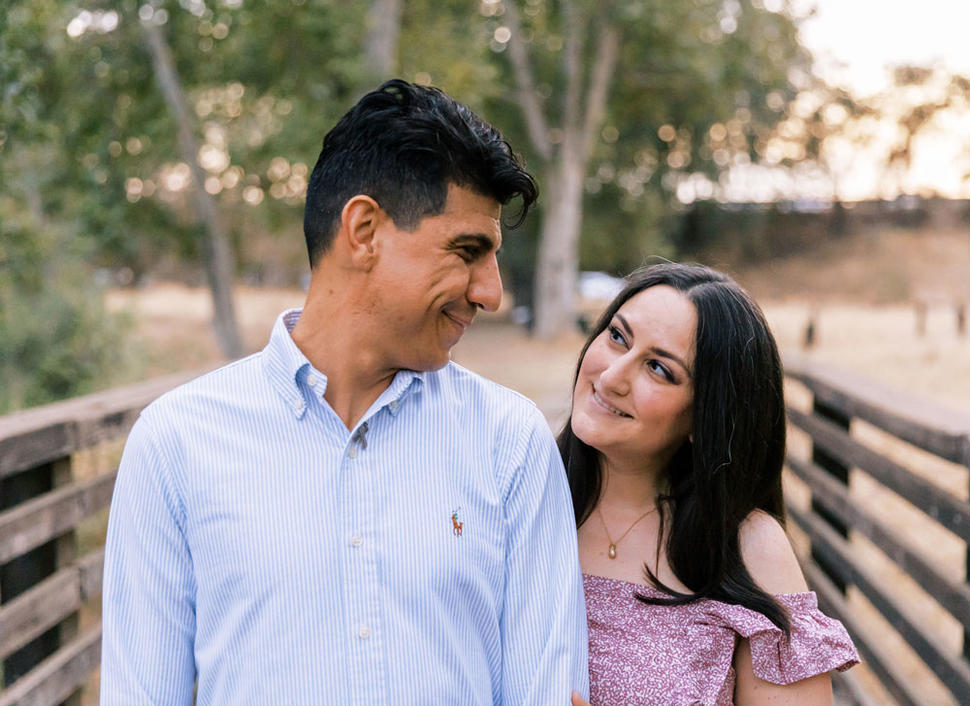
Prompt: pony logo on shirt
<box><xmin>451</xmin><ymin>508</ymin><xmax>463</xmax><ymax>537</ymax></box>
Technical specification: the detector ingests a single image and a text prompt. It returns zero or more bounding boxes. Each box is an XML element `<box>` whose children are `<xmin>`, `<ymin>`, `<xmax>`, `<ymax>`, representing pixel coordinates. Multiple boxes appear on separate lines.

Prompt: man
<box><xmin>101</xmin><ymin>79</ymin><xmax>589</xmax><ymax>705</ymax></box>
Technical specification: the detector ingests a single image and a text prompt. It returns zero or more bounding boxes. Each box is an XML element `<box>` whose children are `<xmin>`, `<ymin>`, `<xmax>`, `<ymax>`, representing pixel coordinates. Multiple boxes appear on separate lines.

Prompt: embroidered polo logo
<box><xmin>451</xmin><ymin>509</ymin><xmax>463</xmax><ymax>537</ymax></box>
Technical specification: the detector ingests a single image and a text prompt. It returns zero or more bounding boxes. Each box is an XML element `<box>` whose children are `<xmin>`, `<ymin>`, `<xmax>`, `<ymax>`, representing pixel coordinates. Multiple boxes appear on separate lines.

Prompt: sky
<box><xmin>793</xmin><ymin>0</ymin><xmax>970</xmax><ymax>200</ymax></box>
<box><xmin>798</xmin><ymin>0</ymin><xmax>970</xmax><ymax>97</ymax></box>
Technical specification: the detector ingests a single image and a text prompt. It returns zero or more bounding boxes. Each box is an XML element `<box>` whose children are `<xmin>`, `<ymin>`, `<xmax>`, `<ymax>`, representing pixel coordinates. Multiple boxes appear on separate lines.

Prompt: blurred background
<box><xmin>0</xmin><ymin>0</ymin><xmax>970</xmax><ymax>410</ymax></box>
<box><xmin>2</xmin><ymin>2</ymin><xmax>970</xmax><ymax>703</ymax></box>
<box><xmin>2</xmin><ymin>0</ymin><xmax>968</xmax><ymax>413</ymax></box>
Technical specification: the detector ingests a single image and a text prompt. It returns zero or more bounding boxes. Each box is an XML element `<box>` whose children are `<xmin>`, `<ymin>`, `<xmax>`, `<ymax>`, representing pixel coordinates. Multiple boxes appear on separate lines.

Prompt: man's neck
<box><xmin>290</xmin><ymin>274</ymin><xmax>398</xmax><ymax>431</ymax></box>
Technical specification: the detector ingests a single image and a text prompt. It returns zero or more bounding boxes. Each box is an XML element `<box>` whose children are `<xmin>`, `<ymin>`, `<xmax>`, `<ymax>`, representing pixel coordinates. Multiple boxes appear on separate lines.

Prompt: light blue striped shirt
<box><xmin>101</xmin><ymin>309</ymin><xmax>588</xmax><ymax>705</ymax></box>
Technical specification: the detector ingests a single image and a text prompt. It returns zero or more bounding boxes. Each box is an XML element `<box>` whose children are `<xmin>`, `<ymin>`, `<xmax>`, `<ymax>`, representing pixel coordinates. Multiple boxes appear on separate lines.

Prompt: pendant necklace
<box><xmin>597</xmin><ymin>504</ymin><xmax>657</xmax><ymax>559</ymax></box>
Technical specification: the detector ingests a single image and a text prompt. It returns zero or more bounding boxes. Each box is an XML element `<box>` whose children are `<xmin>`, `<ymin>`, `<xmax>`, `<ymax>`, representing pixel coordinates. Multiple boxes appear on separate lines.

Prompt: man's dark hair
<box><xmin>303</xmin><ymin>79</ymin><xmax>538</xmax><ymax>267</ymax></box>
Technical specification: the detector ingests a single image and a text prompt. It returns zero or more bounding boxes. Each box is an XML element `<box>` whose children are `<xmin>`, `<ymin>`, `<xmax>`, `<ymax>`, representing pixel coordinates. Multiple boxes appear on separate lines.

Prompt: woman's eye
<box><xmin>648</xmin><ymin>360</ymin><xmax>675</xmax><ymax>383</ymax></box>
<box><xmin>607</xmin><ymin>325</ymin><xmax>625</xmax><ymax>345</ymax></box>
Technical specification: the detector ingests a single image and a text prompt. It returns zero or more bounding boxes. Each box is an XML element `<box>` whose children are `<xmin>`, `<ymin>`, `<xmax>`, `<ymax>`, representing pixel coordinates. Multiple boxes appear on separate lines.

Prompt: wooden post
<box><xmin>52</xmin><ymin>457</ymin><xmax>82</xmax><ymax>706</ymax></box>
<box><xmin>810</xmin><ymin>398</ymin><xmax>851</xmax><ymax>593</ymax></box>
<box><xmin>802</xmin><ymin>308</ymin><xmax>818</xmax><ymax>350</ymax></box>
<box><xmin>0</xmin><ymin>455</ymin><xmax>81</xmax><ymax>702</ymax></box>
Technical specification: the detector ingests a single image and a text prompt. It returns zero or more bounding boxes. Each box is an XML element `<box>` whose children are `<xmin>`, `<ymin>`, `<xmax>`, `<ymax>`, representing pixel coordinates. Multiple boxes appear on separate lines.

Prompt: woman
<box><xmin>564</xmin><ymin>263</ymin><xmax>857</xmax><ymax>705</ymax></box>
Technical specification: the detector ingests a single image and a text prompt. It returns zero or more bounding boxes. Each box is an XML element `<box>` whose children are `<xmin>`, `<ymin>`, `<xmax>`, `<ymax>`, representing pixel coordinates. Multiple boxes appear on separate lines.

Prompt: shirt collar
<box><xmin>262</xmin><ymin>308</ymin><xmax>313</xmax><ymax>419</ymax></box>
<box><xmin>261</xmin><ymin>308</ymin><xmax>425</xmax><ymax>419</ymax></box>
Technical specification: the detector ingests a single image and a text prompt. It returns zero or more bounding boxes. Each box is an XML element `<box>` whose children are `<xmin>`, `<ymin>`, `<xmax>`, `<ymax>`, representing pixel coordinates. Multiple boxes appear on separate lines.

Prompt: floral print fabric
<box><xmin>583</xmin><ymin>573</ymin><xmax>859</xmax><ymax>705</ymax></box>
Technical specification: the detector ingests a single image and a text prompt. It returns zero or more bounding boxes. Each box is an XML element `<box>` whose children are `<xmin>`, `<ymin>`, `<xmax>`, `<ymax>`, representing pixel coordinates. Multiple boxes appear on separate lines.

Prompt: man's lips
<box><xmin>443</xmin><ymin>310</ymin><xmax>474</xmax><ymax>330</ymax></box>
<box><xmin>591</xmin><ymin>387</ymin><xmax>631</xmax><ymax>418</ymax></box>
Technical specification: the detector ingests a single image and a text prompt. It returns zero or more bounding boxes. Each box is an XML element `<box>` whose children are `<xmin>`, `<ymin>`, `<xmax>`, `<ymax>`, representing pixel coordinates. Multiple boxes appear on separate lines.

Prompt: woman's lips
<box><xmin>591</xmin><ymin>387</ymin><xmax>630</xmax><ymax>417</ymax></box>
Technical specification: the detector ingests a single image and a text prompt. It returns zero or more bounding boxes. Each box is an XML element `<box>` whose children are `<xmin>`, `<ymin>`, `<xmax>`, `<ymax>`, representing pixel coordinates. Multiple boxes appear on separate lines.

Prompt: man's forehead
<box><xmin>442</xmin><ymin>184</ymin><xmax>502</xmax><ymax>217</ymax></box>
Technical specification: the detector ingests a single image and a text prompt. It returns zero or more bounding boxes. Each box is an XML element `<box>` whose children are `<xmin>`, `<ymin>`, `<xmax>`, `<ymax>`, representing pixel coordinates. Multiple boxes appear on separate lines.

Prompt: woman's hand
<box><xmin>571</xmin><ymin>691</ymin><xmax>591</xmax><ymax>706</ymax></box>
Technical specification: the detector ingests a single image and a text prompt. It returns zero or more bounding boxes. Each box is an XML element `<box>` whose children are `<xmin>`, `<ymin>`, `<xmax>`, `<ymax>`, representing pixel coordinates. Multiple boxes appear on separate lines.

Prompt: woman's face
<box><xmin>571</xmin><ymin>285</ymin><xmax>696</xmax><ymax>471</ymax></box>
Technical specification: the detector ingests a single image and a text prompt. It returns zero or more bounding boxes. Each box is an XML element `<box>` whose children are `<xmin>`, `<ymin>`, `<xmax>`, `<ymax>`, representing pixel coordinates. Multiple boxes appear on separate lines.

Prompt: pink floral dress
<box><xmin>583</xmin><ymin>573</ymin><xmax>859</xmax><ymax>705</ymax></box>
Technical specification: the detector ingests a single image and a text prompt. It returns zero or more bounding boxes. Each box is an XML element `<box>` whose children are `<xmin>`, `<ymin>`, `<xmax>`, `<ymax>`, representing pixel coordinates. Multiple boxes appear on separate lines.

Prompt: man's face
<box><xmin>370</xmin><ymin>184</ymin><xmax>503</xmax><ymax>371</ymax></box>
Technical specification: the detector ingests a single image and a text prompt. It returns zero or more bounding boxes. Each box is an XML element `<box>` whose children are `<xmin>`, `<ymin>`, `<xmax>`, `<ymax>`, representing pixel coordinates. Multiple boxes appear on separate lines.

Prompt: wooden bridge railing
<box><xmin>0</xmin><ymin>371</ymin><xmax>197</xmax><ymax>706</ymax></box>
<box><xmin>2</xmin><ymin>358</ymin><xmax>970</xmax><ymax>704</ymax></box>
<box><xmin>784</xmin><ymin>354</ymin><xmax>970</xmax><ymax>706</ymax></box>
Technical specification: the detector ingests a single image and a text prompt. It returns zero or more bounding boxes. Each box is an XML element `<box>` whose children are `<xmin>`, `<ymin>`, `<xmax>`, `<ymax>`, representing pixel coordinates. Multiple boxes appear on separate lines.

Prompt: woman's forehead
<box><xmin>615</xmin><ymin>286</ymin><xmax>697</xmax><ymax>357</ymax></box>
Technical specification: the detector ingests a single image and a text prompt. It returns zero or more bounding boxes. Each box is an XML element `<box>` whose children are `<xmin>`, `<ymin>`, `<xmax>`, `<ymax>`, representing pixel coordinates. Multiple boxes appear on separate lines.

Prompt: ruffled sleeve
<box><xmin>706</xmin><ymin>592</ymin><xmax>859</xmax><ymax>685</ymax></box>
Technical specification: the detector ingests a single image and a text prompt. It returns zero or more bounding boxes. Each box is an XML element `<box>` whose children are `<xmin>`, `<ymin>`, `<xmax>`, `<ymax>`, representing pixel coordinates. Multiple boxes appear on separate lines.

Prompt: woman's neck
<box><xmin>597</xmin><ymin>456</ymin><xmax>665</xmax><ymax>513</ymax></box>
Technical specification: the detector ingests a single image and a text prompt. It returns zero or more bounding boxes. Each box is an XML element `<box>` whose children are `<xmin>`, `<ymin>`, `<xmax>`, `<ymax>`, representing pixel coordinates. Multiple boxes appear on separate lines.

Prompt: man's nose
<box><xmin>468</xmin><ymin>255</ymin><xmax>503</xmax><ymax>313</ymax></box>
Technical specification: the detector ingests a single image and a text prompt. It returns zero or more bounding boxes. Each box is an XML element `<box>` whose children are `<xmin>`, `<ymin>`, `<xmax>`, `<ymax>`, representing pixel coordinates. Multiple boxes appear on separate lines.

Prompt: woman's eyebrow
<box><xmin>615</xmin><ymin>313</ymin><xmax>634</xmax><ymax>339</ymax></box>
<box><xmin>649</xmin><ymin>346</ymin><xmax>692</xmax><ymax>378</ymax></box>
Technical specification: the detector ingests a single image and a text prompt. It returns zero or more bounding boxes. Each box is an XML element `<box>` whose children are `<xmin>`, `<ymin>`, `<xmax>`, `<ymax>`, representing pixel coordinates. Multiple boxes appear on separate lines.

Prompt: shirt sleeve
<box><xmin>500</xmin><ymin>406</ymin><xmax>590</xmax><ymax>705</ymax></box>
<box><xmin>100</xmin><ymin>412</ymin><xmax>197</xmax><ymax>705</ymax></box>
<box><xmin>712</xmin><ymin>592</ymin><xmax>859</xmax><ymax>684</ymax></box>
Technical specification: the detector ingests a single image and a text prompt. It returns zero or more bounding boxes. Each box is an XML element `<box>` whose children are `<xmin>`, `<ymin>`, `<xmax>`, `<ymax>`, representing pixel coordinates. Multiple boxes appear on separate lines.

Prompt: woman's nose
<box><xmin>598</xmin><ymin>354</ymin><xmax>631</xmax><ymax>396</ymax></box>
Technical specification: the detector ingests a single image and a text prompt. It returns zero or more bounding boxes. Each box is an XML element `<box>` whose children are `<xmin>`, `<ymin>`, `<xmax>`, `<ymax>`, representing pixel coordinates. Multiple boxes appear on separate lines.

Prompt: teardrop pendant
<box><xmin>608</xmin><ymin>543</ymin><xmax>617</xmax><ymax>559</ymax></box>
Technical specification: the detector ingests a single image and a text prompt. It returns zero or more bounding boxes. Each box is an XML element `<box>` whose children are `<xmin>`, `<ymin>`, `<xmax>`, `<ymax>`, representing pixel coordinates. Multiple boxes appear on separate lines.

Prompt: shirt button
<box><xmin>306</xmin><ymin>374</ymin><xmax>318</xmax><ymax>387</ymax></box>
<box><xmin>350</xmin><ymin>534</ymin><xmax>363</xmax><ymax>547</ymax></box>
<box><xmin>291</xmin><ymin>399</ymin><xmax>304</xmax><ymax>413</ymax></box>
<box><xmin>348</xmin><ymin>446</ymin><xmax>358</xmax><ymax>459</ymax></box>
<box><xmin>389</xmin><ymin>400</ymin><xmax>399</xmax><ymax>412</ymax></box>
<box><xmin>358</xmin><ymin>626</ymin><xmax>371</xmax><ymax>639</ymax></box>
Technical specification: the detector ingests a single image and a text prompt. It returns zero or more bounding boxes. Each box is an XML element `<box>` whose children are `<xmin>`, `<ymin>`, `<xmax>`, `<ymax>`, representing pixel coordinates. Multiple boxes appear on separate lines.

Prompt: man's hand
<box><xmin>571</xmin><ymin>691</ymin><xmax>591</xmax><ymax>706</ymax></box>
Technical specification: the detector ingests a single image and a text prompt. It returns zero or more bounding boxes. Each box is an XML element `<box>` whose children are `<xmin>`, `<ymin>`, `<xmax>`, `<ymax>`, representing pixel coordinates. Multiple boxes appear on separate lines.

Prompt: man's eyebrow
<box><xmin>451</xmin><ymin>233</ymin><xmax>500</xmax><ymax>251</ymax></box>
<box><xmin>615</xmin><ymin>313</ymin><xmax>692</xmax><ymax>377</ymax></box>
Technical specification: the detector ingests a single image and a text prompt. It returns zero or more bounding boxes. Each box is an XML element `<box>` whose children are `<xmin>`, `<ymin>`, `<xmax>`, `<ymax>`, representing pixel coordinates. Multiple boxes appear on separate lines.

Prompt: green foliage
<box><xmin>0</xmin><ymin>193</ymin><xmax>133</xmax><ymax>413</ymax></box>
<box><xmin>1</xmin><ymin>1</ymin><xmax>136</xmax><ymax>412</ymax></box>
<box><xmin>1</xmin><ymin>0</ymin><xmax>822</xmax><ymax>406</ymax></box>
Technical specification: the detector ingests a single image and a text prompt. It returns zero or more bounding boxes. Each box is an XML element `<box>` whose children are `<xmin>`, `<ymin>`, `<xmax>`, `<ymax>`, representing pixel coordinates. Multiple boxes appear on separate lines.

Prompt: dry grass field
<box><xmin>66</xmin><ymin>226</ymin><xmax>967</xmax><ymax>704</ymax></box>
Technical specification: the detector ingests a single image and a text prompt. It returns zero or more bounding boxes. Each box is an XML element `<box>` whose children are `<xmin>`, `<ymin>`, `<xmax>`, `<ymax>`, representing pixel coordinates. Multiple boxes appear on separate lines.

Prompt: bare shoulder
<box><xmin>739</xmin><ymin>510</ymin><xmax>809</xmax><ymax>595</ymax></box>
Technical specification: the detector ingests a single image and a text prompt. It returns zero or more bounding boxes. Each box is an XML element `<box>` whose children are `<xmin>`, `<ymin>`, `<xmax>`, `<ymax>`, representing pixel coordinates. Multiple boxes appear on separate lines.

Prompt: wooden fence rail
<box><xmin>0</xmin><ymin>371</ymin><xmax>197</xmax><ymax>706</ymax></box>
<box><xmin>2</xmin><ymin>359</ymin><xmax>969</xmax><ymax>704</ymax></box>
<box><xmin>785</xmin><ymin>354</ymin><xmax>970</xmax><ymax>706</ymax></box>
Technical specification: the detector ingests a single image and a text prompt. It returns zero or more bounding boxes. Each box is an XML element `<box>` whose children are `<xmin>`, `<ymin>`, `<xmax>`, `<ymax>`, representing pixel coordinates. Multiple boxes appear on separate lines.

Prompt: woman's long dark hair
<box><xmin>559</xmin><ymin>262</ymin><xmax>790</xmax><ymax>633</ymax></box>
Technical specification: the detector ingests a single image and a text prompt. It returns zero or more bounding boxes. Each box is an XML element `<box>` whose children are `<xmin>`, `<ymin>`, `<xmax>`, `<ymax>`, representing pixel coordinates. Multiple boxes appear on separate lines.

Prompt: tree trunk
<box><xmin>533</xmin><ymin>147</ymin><xmax>586</xmax><ymax>339</ymax></box>
<box><xmin>365</xmin><ymin>0</ymin><xmax>403</xmax><ymax>78</ymax></box>
<box><xmin>142</xmin><ymin>20</ymin><xmax>244</xmax><ymax>359</ymax></box>
<box><xmin>511</xmin><ymin>2</ymin><xmax>618</xmax><ymax>339</ymax></box>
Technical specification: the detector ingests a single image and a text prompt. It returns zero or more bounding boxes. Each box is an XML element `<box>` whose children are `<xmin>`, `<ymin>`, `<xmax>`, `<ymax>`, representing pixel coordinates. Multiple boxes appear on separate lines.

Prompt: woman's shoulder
<box><xmin>738</xmin><ymin>510</ymin><xmax>809</xmax><ymax>595</ymax></box>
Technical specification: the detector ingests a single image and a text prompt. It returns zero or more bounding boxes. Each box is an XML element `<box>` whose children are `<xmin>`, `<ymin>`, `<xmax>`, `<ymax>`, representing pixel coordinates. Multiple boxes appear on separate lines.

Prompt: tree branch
<box><xmin>580</xmin><ymin>17</ymin><xmax>620</xmax><ymax>163</ymax></box>
<box><xmin>561</xmin><ymin>0</ymin><xmax>583</xmax><ymax>140</ymax></box>
<box><xmin>502</xmin><ymin>0</ymin><xmax>552</xmax><ymax>161</ymax></box>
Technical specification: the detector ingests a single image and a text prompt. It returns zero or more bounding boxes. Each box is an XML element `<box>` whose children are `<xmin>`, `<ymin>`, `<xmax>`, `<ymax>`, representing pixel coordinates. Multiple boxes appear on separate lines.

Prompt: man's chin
<box><xmin>401</xmin><ymin>349</ymin><xmax>453</xmax><ymax>373</ymax></box>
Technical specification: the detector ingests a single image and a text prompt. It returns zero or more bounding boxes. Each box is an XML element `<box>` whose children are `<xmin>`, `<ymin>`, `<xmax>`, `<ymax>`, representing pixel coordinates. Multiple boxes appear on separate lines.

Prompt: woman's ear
<box><xmin>339</xmin><ymin>195</ymin><xmax>382</xmax><ymax>270</ymax></box>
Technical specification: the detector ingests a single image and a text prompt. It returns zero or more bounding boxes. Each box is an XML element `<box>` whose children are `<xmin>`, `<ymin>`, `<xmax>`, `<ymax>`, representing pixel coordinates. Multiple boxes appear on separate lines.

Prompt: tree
<box><xmin>484</xmin><ymin>0</ymin><xmax>813</xmax><ymax>336</ymax></box>
<box><xmin>883</xmin><ymin>66</ymin><xmax>970</xmax><ymax>196</ymax></box>
<box><xmin>141</xmin><ymin>14</ymin><xmax>244</xmax><ymax>357</ymax></box>
<box><xmin>499</xmin><ymin>0</ymin><xmax>618</xmax><ymax>338</ymax></box>
<box><xmin>0</xmin><ymin>1</ymin><xmax>133</xmax><ymax>412</ymax></box>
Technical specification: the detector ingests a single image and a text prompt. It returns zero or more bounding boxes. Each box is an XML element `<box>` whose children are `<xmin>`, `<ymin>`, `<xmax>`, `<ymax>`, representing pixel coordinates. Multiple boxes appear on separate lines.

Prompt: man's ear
<box><xmin>339</xmin><ymin>195</ymin><xmax>383</xmax><ymax>270</ymax></box>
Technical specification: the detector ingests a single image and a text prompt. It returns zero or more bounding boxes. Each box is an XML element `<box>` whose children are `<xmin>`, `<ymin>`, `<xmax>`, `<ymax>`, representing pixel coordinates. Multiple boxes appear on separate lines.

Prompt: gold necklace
<box><xmin>597</xmin><ymin>504</ymin><xmax>657</xmax><ymax>559</ymax></box>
